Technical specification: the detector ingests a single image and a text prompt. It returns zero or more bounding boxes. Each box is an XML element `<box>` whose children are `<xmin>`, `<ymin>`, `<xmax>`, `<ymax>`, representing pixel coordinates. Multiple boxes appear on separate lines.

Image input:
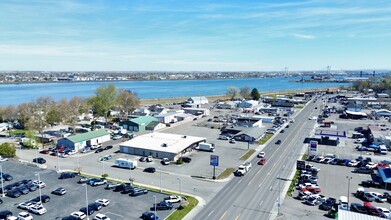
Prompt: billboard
<box><xmin>296</xmin><ymin>160</ymin><xmax>306</xmax><ymax>170</ymax></box>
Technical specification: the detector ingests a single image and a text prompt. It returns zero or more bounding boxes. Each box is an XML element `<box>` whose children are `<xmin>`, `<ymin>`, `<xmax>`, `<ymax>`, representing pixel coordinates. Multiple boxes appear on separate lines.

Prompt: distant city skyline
<box><xmin>0</xmin><ymin>0</ymin><xmax>390</xmax><ymax>71</ymax></box>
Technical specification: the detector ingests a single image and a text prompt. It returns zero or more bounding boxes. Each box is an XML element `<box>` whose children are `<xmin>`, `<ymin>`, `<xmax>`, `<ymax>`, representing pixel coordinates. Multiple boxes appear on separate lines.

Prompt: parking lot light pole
<box><xmin>57</xmin><ymin>154</ymin><xmax>60</xmax><ymax>172</ymax></box>
<box><xmin>159</xmin><ymin>166</ymin><xmax>162</xmax><ymax>193</ymax></box>
<box><xmin>0</xmin><ymin>165</ymin><xmax>4</xmax><ymax>197</ymax></box>
<box><xmin>153</xmin><ymin>195</ymin><xmax>157</xmax><ymax>220</ymax></box>
<box><xmin>346</xmin><ymin>176</ymin><xmax>352</xmax><ymax>207</ymax></box>
<box><xmin>35</xmin><ymin>173</ymin><xmax>42</xmax><ymax>204</ymax></box>
<box><xmin>177</xmin><ymin>178</ymin><xmax>182</xmax><ymax>204</ymax></box>
<box><xmin>82</xmin><ymin>184</ymin><xmax>89</xmax><ymax>220</ymax></box>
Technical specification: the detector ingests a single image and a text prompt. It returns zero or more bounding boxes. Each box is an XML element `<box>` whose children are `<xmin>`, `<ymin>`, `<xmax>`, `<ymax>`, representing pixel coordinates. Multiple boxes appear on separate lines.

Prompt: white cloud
<box><xmin>292</xmin><ymin>34</ymin><xmax>315</xmax><ymax>39</ymax></box>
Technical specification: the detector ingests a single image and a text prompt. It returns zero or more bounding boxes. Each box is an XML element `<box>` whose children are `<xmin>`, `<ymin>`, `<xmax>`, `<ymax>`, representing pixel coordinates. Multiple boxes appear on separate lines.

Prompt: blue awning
<box><xmin>378</xmin><ymin>168</ymin><xmax>391</xmax><ymax>184</ymax></box>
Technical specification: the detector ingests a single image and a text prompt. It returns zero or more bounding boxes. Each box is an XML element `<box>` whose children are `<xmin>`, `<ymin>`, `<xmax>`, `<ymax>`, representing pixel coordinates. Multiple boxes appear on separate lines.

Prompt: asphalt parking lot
<box><xmin>0</xmin><ymin>161</ymin><xmax>176</xmax><ymax>219</ymax></box>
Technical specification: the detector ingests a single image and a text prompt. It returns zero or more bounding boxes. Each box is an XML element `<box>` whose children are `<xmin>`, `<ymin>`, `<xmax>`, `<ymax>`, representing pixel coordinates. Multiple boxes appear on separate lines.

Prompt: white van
<box><xmin>379</xmin><ymin>145</ymin><xmax>388</xmax><ymax>155</ymax></box>
<box><xmin>339</xmin><ymin>196</ymin><xmax>349</xmax><ymax>210</ymax></box>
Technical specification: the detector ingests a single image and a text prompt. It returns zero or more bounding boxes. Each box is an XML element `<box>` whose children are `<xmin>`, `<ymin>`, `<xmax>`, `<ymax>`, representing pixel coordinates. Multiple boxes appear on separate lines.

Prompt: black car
<box><xmin>360</xmin><ymin>180</ymin><xmax>378</xmax><ymax>188</ymax></box>
<box><xmin>104</xmin><ymin>145</ymin><xmax>113</xmax><ymax>150</ymax></box>
<box><xmin>0</xmin><ymin>210</ymin><xmax>13</xmax><ymax>219</ymax></box>
<box><xmin>121</xmin><ymin>185</ymin><xmax>135</xmax><ymax>194</ymax></box>
<box><xmin>353</xmin><ymin>167</ymin><xmax>374</xmax><ymax>174</ymax></box>
<box><xmin>0</xmin><ymin>173</ymin><xmax>13</xmax><ymax>181</ymax></box>
<box><xmin>350</xmin><ymin>203</ymin><xmax>368</xmax><ymax>214</ymax></box>
<box><xmin>12</xmin><ymin>181</ymin><xmax>24</xmax><ymax>187</ymax></box>
<box><xmin>31</xmin><ymin>194</ymin><xmax>50</xmax><ymax>203</ymax></box>
<box><xmin>275</xmin><ymin>140</ymin><xmax>281</xmax><ymax>145</ymax></box>
<box><xmin>6</xmin><ymin>189</ymin><xmax>21</xmax><ymax>198</ymax></box>
<box><xmin>152</xmin><ymin>201</ymin><xmax>174</xmax><ymax>210</ymax></box>
<box><xmin>144</xmin><ymin>167</ymin><xmax>156</xmax><ymax>173</ymax></box>
<box><xmin>319</xmin><ymin>197</ymin><xmax>336</xmax><ymax>211</ymax></box>
<box><xmin>62</xmin><ymin>216</ymin><xmax>79</xmax><ymax>220</ymax></box>
<box><xmin>113</xmin><ymin>184</ymin><xmax>127</xmax><ymax>192</ymax></box>
<box><xmin>95</xmin><ymin>149</ymin><xmax>104</xmax><ymax>153</ymax></box>
<box><xmin>80</xmin><ymin>206</ymin><xmax>95</xmax><ymax>215</ymax></box>
<box><xmin>129</xmin><ymin>188</ymin><xmax>148</xmax><ymax>197</ymax></box>
<box><xmin>22</xmin><ymin>179</ymin><xmax>33</xmax><ymax>185</ymax></box>
<box><xmin>180</xmin><ymin>157</ymin><xmax>192</xmax><ymax>163</ymax></box>
<box><xmin>26</xmin><ymin>183</ymin><xmax>38</xmax><ymax>191</ymax></box>
<box><xmin>141</xmin><ymin>211</ymin><xmax>160</xmax><ymax>220</ymax></box>
<box><xmin>88</xmin><ymin>202</ymin><xmax>103</xmax><ymax>211</ymax></box>
<box><xmin>104</xmin><ymin>182</ymin><xmax>121</xmax><ymax>190</ymax></box>
<box><xmin>16</xmin><ymin>185</ymin><xmax>29</xmax><ymax>195</ymax></box>
<box><xmin>33</xmin><ymin>157</ymin><xmax>46</xmax><ymax>164</ymax></box>
<box><xmin>139</xmin><ymin>157</ymin><xmax>147</xmax><ymax>162</ymax></box>
<box><xmin>59</xmin><ymin>172</ymin><xmax>76</xmax><ymax>179</ymax></box>
<box><xmin>51</xmin><ymin>187</ymin><xmax>66</xmax><ymax>195</ymax></box>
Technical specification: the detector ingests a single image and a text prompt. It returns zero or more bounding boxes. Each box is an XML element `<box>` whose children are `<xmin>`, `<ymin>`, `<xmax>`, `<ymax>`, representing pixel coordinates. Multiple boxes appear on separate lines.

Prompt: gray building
<box><xmin>56</xmin><ymin>129</ymin><xmax>111</xmax><ymax>151</ymax></box>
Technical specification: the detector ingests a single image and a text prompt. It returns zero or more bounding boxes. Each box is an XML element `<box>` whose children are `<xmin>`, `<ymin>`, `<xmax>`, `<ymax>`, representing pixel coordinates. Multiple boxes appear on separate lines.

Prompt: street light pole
<box><xmin>0</xmin><ymin>165</ymin><xmax>4</xmax><ymax>197</ymax></box>
<box><xmin>83</xmin><ymin>184</ymin><xmax>89</xmax><ymax>220</ymax></box>
<box><xmin>177</xmin><ymin>178</ymin><xmax>182</xmax><ymax>204</ymax></box>
<box><xmin>153</xmin><ymin>195</ymin><xmax>157</xmax><ymax>220</ymax></box>
<box><xmin>159</xmin><ymin>167</ymin><xmax>162</xmax><ymax>193</ymax></box>
<box><xmin>277</xmin><ymin>175</ymin><xmax>281</xmax><ymax>216</ymax></box>
<box><xmin>346</xmin><ymin>176</ymin><xmax>352</xmax><ymax>207</ymax></box>
<box><xmin>35</xmin><ymin>173</ymin><xmax>42</xmax><ymax>204</ymax></box>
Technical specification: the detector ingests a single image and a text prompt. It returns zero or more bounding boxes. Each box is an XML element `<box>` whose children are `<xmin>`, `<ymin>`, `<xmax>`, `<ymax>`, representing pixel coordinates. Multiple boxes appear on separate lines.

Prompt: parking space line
<box><xmin>208</xmin><ymin>210</ymin><xmax>215</xmax><ymax>217</ymax></box>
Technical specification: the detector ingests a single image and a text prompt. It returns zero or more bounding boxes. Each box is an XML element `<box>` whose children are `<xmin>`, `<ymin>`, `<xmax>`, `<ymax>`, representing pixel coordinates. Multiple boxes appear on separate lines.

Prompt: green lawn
<box><xmin>287</xmin><ymin>154</ymin><xmax>308</xmax><ymax>196</ymax></box>
<box><xmin>9</xmin><ymin>129</ymin><xmax>27</xmax><ymax>135</ymax></box>
<box><xmin>258</xmin><ymin>133</ymin><xmax>273</xmax><ymax>145</ymax></box>
<box><xmin>240</xmin><ymin>149</ymin><xmax>256</xmax><ymax>160</ymax></box>
<box><xmin>217</xmin><ymin>168</ymin><xmax>235</xmax><ymax>180</ymax></box>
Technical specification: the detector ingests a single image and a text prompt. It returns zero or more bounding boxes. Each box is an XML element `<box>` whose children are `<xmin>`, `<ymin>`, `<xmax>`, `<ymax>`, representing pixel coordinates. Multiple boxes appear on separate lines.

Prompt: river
<box><xmin>0</xmin><ymin>77</ymin><xmax>350</xmax><ymax>105</ymax></box>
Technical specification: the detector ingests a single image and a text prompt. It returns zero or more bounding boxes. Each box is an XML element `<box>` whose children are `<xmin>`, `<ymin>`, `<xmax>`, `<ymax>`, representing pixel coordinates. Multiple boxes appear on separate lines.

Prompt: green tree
<box><xmin>226</xmin><ymin>87</ymin><xmax>240</xmax><ymax>100</ymax></box>
<box><xmin>250</xmin><ymin>88</ymin><xmax>260</xmax><ymax>100</ymax></box>
<box><xmin>0</xmin><ymin>142</ymin><xmax>16</xmax><ymax>158</ymax></box>
<box><xmin>89</xmin><ymin>84</ymin><xmax>117</xmax><ymax>121</ymax></box>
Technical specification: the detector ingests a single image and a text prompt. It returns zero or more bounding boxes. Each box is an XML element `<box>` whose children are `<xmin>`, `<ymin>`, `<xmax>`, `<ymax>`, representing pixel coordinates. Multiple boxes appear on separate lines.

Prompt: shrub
<box><xmin>0</xmin><ymin>142</ymin><xmax>16</xmax><ymax>158</ymax></box>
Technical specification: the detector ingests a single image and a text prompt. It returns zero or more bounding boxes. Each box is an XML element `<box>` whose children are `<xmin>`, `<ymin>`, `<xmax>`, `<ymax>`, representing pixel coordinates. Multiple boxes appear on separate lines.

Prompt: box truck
<box><xmin>115</xmin><ymin>158</ymin><xmax>138</xmax><ymax>169</ymax></box>
<box><xmin>197</xmin><ymin>143</ymin><xmax>215</xmax><ymax>152</ymax></box>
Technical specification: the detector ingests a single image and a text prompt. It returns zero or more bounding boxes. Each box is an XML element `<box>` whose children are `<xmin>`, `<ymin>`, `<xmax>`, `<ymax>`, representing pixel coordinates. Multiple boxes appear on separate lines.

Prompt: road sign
<box><xmin>296</xmin><ymin>160</ymin><xmax>306</xmax><ymax>170</ymax></box>
<box><xmin>210</xmin><ymin>155</ymin><xmax>219</xmax><ymax>166</ymax></box>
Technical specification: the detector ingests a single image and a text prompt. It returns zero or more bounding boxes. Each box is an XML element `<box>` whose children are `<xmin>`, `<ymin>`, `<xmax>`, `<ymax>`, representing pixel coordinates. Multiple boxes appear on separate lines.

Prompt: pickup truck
<box><xmin>235</xmin><ymin>162</ymin><xmax>252</xmax><ymax>176</ymax></box>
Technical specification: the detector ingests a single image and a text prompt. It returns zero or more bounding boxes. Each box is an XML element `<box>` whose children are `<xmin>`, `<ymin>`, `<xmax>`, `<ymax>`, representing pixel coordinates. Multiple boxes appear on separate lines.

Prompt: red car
<box><xmin>40</xmin><ymin>150</ymin><xmax>50</xmax><ymax>154</ymax></box>
<box><xmin>258</xmin><ymin>158</ymin><xmax>267</xmax><ymax>165</ymax></box>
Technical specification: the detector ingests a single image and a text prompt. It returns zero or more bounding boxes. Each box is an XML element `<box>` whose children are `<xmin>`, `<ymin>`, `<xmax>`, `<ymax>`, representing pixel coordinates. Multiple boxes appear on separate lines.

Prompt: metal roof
<box><xmin>338</xmin><ymin>209</ymin><xmax>383</xmax><ymax>220</ymax></box>
<box><xmin>129</xmin><ymin>116</ymin><xmax>158</xmax><ymax>126</ymax></box>
<box><xmin>67</xmin><ymin>129</ymin><xmax>109</xmax><ymax>143</ymax></box>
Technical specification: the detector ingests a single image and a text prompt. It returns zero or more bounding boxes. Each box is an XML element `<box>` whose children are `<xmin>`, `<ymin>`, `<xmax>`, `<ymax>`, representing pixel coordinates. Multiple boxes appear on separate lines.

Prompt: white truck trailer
<box><xmin>235</xmin><ymin>162</ymin><xmax>252</xmax><ymax>176</ymax></box>
<box><xmin>115</xmin><ymin>158</ymin><xmax>138</xmax><ymax>169</ymax></box>
<box><xmin>197</xmin><ymin>143</ymin><xmax>215</xmax><ymax>152</ymax></box>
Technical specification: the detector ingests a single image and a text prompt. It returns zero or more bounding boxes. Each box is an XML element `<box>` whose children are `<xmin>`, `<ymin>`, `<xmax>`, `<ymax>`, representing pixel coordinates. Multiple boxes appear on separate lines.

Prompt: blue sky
<box><xmin>0</xmin><ymin>0</ymin><xmax>390</xmax><ymax>71</ymax></box>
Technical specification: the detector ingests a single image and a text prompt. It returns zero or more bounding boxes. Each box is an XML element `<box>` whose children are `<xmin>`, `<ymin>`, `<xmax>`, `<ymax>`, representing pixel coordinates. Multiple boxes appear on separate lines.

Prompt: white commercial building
<box><xmin>119</xmin><ymin>133</ymin><xmax>206</xmax><ymax>161</ymax></box>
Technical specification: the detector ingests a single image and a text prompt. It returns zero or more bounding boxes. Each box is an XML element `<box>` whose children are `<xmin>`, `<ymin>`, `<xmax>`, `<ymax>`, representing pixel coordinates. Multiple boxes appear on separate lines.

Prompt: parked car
<box><xmin>104</xmin><ymin>182</ymin><xmax>120</xmax><ymax>190</ymax></box>
<box><xmin>16</xmin><ymin>186</ymin><xmax>29</xmax><ymax>195</ymax></box>
<box><xmin>141</xmin><ymin>211</ymin><xmax>160</xmax><ymax>220</ymax></box>
<box><xmin>1</xmin><ymin>173</ymin><xmax>13</xmax><ymax>181</ymax></box>
<box><xmin>95</xmin><ymin>149</ymin><xmax>104</xmax><ymax>153</ymax></box>
<box><xmin>296</xmin><ymin>191</ymin><xmax>312</xmax><ymax>200</ymax></box>
<box><xmin>70</xmin><ymin>211</ymin><xmax>86</xmax><ymax>220</ymax></box>
<box><xmin>94</xmin><ymin>213</ymin><xmax>110</xmax><ymax>220</ymax></box>
<box><xmin>88</xmin><ymin>178</ymin><xmax>107</xmax><ymax>186</ymax></box>
<box><xmin>348</xmin><ymin>160</ymin><xmax>360</xmax><ymax>167</ymax></box>
<box><xmin>88</xmin><ymin>202</ymin><xmax>103</xmax><ymax>211</ymax></box>
<box><xmin>6</xmin><ymin>189</ymin><xmax>21</xmax><ymax>198</ymax></box>
<box><xmin>129</xmin><ymin>188</ymin><xmax>148</xmax><ymax>197</ymax></box>
<box><xmin>51</xmin><ymin>187</ymin><xmax>66</xmax><ymax>195</ymax></box>
<box><xmin>29</xmin><ymin>205</ymin><xmax>47</xmax><ymax>215</ymax></box>
<box><xmin>360</xmin><ymin>180</ymin><xmax>380</xmax><ymax>188</ymax></box>
<box><xmin>353</xmin><ymin>167</ymin><xmax>374</xmax><ymax>174</ymax></box>
<box><xmin>144</xmin><ymin>167</ymin><xmax>156</xmax><ymax>173</ymax></box>
<box><xmin>377</xmin><ymin>207</ymin><xmax>391</xmax><ymax>218</ymax></box>
<box><xmin>59</xmin><ymin>172</ymin><xmax>76</xmax><ymax>179</ymax></box>
<box><xmin>305</xmin><ymin>195</ymin><xmax>326</xmax><ymax>206</ymax></box>
<box><xmin>79</xmin><ymin>207</ymin><xmax>94</xmax><ymax>215</ymax></box>
<box><xmin>25</xmin><ymin>183</ymin><xmax>38</xmax><ymax>192</ymax></box>
<box><xmin>30</xmin><ymin>195</ymin><xmax>50</xmax><ymax>203</ymax></box>
<box><xmin>152</xmin><ymin>201</ymin><xmax>174</xmax><ymax>210</ymax></box>
<box><xmin>113</xmin><ymin>184</ymin><xmax>127</xmax><ymax>192</ymax></box>
<box><xmin>319</xmin><ymin>197</ymin><xmax>336</xmax><ymax>211</ymax></box>
<box><xmin>164</xmin><ymin>195</ymin><xmax>181</xmax><ymax>203</ymax></box>
<box><xmin>78</xmin><ymin>177</ymin><xmax>90</xmax><ymax>184</ymax></box>
<box><xmin>364</xmin><ymin>202</ymin><xmax>383</xmax><ymax>217</ymax></box>
<box><xmin>139</xmin><ymin>157</ymin><xmax>147</xmax><ymax>162</ymax></box>
<box><xmin>32</xmin><ymin>157</ymin><xmax>46</xmax><ymax>164</ymax></box>
<box><xmin>121</xmin><ymin>185</ymin><xmax>134</xmax><ymax>194</ymax></box>
<box><xmin>103</xmin><ymin>145</ymin><xmax>113</xmax><ymax>150</ymax></box>
<box><xmin>17</xmin><ymin>201</ymin><xmax>36</xmax><ymax>210</ymax></box>
<box><xmin>365</xmin><ymin>162</ymin><xmax>378</xmax><ymax>169</ymax></box>
<box><xmin>0</xmin><ymin>210</ymin><xmax>13</xmax><ymax>219</ymax></box>
<box><xmin>370</xmin><ymin>192</ymin><xmax>387</xmax><ymax>202</ymax></box>
<box><xmin>95</xmin><ymin>198</ymin><xmax>110</xmax><ymax>207</ymax></box>
<box><xmin>17</xmin><ymin>211</ymin><xmax>33</xmax><ymax>220</ymax></box>
<box><xmin>180</xmin><ymin>157</ymin><xmax>192</xmax><ymax>163</ymax></box>
<box><xmin>364</xmin><ymin>192</ymin><xmax>376</xmax><ymax>202</ymax></box>
<box><xmin>350</xmin><ymin>203</ymin><xmax>368</xmax><ymax>214</ymax></box>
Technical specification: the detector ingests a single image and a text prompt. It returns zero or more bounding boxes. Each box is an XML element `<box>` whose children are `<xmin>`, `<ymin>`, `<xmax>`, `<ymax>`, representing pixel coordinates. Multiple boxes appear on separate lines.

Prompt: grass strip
<box><xmin>287</xmin><ymin>154</ymin><xmax>308</xmax><ymax>196</ymax></box>
<box><xmin>258</xmin><ymin>133</ymin><xmax>273</xmax><ymax>145</ymax></box>
<box><xmin>240</xmin><ymin>149</ymin><xmax>256</xmax><ymax>160</ymax></box>
<box><xmin>217</xmin><ymin>168</ymin><xmax>235</xmax><ymax>180</ymax></box>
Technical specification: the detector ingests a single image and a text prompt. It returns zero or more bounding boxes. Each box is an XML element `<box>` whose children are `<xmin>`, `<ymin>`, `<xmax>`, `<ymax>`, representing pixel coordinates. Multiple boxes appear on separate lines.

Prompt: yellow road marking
<box><xmin>234</xmin><ymin>215</ymin><xmax>240</xmax><ymax>220</ymax></box>
<box><xmin>219</xmin><ymin>211</ymin><xmax>227</xmax><ymax>220</ymax></box>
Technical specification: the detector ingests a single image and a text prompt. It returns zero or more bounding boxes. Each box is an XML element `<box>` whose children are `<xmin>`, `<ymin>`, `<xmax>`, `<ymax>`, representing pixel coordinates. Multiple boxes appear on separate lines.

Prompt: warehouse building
<box><xmin>119</xmin><ymin>116</ymin><xmax>158</xmax><ymax>132</ymax></box>
<box><xmin>119</xmin><ymin>133</ymin><xmax>206</xmax><ymax>161</ymax></box>
<box><xmin>56</xmin><ymin>129</ymin><xmax>110</xmax><ymax>151</ymax></box>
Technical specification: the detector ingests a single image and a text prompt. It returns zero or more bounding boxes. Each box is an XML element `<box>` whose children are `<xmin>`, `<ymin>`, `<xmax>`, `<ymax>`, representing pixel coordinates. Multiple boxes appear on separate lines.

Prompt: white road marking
<box><xmin>208</xmin><ymin>210</ymin><xmax>215</xmax><ymax>217</ymax></box>
<box><xmin>260</xmin><ymin>200</ymin><xmax>264</xmax><ymax>206</ymax></box>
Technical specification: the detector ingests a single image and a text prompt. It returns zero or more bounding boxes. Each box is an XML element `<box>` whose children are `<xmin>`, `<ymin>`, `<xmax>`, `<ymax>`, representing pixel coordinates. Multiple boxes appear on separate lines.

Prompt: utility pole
<box><xmin>346</xmin><ymin>176</ymin><xmax>352</xmax><ymax>207</ymax></box>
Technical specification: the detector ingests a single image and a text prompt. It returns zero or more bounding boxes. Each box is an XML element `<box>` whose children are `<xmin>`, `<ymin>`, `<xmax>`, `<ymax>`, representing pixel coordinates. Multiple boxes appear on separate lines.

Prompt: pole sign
<box><xmin>309</xmin><ymin>141</ymin><xmax>318</xmax><ymax>155</ymax></box>
<box><xmin>210</xmin><ymin>155</ymin><xmax>219</xmax><ymax>166</ymax></box>
<box><xmin>296</xmin><ymin>160</ymin><xmax>306</xmax><ymax>170</ymax></box>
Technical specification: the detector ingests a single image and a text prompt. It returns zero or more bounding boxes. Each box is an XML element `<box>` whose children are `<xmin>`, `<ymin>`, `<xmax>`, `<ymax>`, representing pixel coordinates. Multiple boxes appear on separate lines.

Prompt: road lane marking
<box><xmin>238</xmin><ymin>179</ymin><xmax>242</xmax><ymax>184</ymax></box>
<box><xmin>207</xmin><ymin>210</ymin><xmax>214</xmax><ymax>217</ymax></box>
<box><xmin>269</xmin><ymin>185</ymin><xmax>273</xmax><ymax>191</ymax></box>
<box><xmin>260</xmin><ymin>200</ymin><xmax>264</xmax><ymax>206</ymax></box>
<box><xmin>219</xmin><ymin>211</ymin><xmax>227</xmax><ymax>220</ymax></box>
<box><xmin>234</xmin><ymin>215</ymin><xmax>240</xmax><ymax>220</ymax></box>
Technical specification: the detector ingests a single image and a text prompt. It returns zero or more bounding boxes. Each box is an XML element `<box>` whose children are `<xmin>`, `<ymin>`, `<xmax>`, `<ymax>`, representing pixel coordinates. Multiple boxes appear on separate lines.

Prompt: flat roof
<box><xmin>120</xmin><ymin>133</ymin><xmax>206</xmax><ymax>154</ymax></box>
<box><xmin>338</xmin><ymin>209</ymin><xmax>383</xmax><ymax>220</ymax></box>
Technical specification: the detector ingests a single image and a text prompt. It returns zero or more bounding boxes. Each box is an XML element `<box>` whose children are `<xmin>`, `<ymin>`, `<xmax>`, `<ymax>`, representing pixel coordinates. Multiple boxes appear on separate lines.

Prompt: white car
<box><xmin>93</xmin><ymin>214</ymin><xmax>110</xmax><ymax>220</ymax></box>
<box><xmin>95</xmin><ymin>199</ymin><xmax>110</xmax><ymax>207</ymax></box>
<box><xmin>29</xmin><ymin>205</ymin><xmax>47</xmax><ymax>215</ymax></box>
<box><xmin>32</xmin><ymin>180</ymin><xmax>46</xmax><ymax>188</ymax></box>
<box><xmin>146</xmin><ymin>156</ymin><xmax>153</xmax><ymax>162</ymax></box>
<box><xmin>347</xmin><ymin>160</ymin><xmax>359</xmax><ymax>167</ymax></box>
<box><xmin>377</xmin><ymin>207</ymin><xmax>390</xmax><ymax>218</ymax></box>
<box><xmin>17</xmin><ymin>201</ymin><xmax>36</xmax><ymax>210</ymax></box>
<box><xmin>67</xmin><ymin>150</ymin><xmax>77</xmax><ymax>155</ymax></box>
<box><xmin>365</xmin><ymin>162</ymin><xmax>378</xmax><ymax>169</ymax></box>
<box><xmin>164</xmin><ymin>195</ymin><xmax>181</xmax><ymax>203</ymax></box>
<box><xmin>258</xmin><ymin>152</ymin><xmax>265</xmax><ymax>158</ymax></box>
<box><xmin>17</xmin><ymin>212</ymin><xmax>33</xmax><ymax>220</ymax></box>
<box><xmin>71</xmin><ymin>211</ymin><xmax>86</xmax><ymax>219</ymax></box>
<box><xmin>370</xmin><ymin>192</ymin><xmax>387</xmax><ymax>202</ymax></box>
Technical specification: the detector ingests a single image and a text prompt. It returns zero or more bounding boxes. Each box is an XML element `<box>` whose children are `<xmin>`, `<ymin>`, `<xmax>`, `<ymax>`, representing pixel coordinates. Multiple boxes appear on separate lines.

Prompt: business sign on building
<box><xmin>210</xmin><ymin>155</ymin><xmax>219</xmax><ymax>166</ymax></box>
<box><xmin>296</xmin><ymin>160</ymin><xmax>306</xmax><ymax>170</ymax></box>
